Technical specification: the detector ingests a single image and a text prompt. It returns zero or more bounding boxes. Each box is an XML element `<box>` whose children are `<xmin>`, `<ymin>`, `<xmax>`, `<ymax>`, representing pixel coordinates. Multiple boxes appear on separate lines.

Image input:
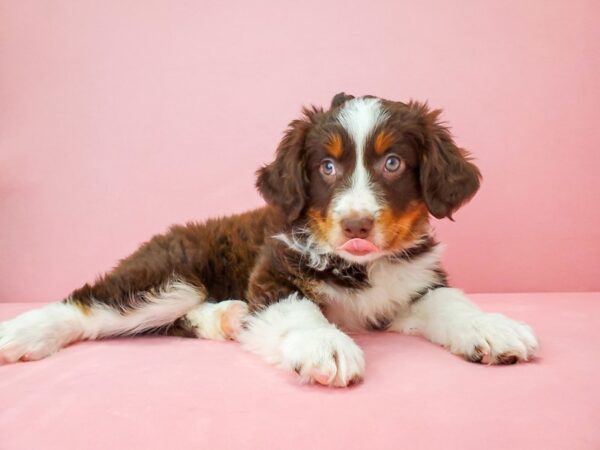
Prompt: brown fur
<box><xmin>67</xmin><ymin>207</ymin><xmax>282</xmax><ymax>312</ymax></box>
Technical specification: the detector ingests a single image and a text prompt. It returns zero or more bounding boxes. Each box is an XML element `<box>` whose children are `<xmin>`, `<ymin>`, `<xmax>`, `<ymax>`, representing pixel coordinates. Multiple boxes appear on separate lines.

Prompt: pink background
<box><xmin>1</xmin><ymin>1</ymin><xmax>599</xmax><ymax>302</ymax></box>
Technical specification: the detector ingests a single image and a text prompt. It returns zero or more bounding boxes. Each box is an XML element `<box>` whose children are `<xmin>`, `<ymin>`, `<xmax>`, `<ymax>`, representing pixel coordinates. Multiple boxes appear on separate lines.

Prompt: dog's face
<box><xmin>257</xmin><ymin>93</ymin><xmax>481</xmax><ymax>263</ymax></box>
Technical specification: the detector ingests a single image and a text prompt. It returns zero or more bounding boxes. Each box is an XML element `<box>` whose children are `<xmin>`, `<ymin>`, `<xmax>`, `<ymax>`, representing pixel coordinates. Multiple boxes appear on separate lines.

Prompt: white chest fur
<box><xmin>318</xmin><ymin>245</ymin><xmax>444</xmax><ymax>332</ymax></box>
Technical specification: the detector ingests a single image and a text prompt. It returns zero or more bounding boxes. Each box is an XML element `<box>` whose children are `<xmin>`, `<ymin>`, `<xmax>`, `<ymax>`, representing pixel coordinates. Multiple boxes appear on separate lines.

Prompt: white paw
<box><xmin>449</xmin><ymin>313</ymin><xmax>539</xmax><ymax>364</ymax></box>
<box><xmin>219</xmin><ymin>301</ymin><xmax>249</xmax><ymax>340</ymax></box>
<box><xmin>186</xmin><ymin>300</ymin><xmax>249</xmax><ymax>341</ymax></box>
<box><xmin>0</xmin><ymin>316</ymin><xmax>60</xmax><ymax>363</ymax></box>
<box><xmin>280</xmin><ymin>327</ymin><xmax>365</xmax><ymax>387</ymax></box>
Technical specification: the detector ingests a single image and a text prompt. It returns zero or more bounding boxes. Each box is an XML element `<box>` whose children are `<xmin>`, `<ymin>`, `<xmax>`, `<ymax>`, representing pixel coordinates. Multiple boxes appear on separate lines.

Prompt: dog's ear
<box><xmin>330</xmin><ymin>92</ymin><xmax>355</xmax><ymax>109</ymax></box>
<box><xmin>256</xmin><ymin>108</ymin><xmax>318</xmax><ymax>222</ymax></box>
<box><xmin>413</xmin><ymin>102</ymin><xmax>481</xmax><ymax>220</ymax></box>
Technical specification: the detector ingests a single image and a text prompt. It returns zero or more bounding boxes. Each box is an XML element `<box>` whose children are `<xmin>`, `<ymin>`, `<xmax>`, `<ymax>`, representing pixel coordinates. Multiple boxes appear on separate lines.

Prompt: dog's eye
<box><xmin>384</xmin><ymin>155</ymin><xmax>402</xmax><ymax>173</ymax></box>
<box><xmin>320</xmin><ymin>159</ymin><xmax>336</xmax><ymax>177</ymax></box>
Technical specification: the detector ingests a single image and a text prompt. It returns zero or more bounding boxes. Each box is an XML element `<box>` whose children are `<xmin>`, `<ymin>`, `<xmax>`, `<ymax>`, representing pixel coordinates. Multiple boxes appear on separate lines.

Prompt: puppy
<box><xmin>0</xmin><ymin>93</ymin><xmax>538</xmax><ymax>386</ymax></box>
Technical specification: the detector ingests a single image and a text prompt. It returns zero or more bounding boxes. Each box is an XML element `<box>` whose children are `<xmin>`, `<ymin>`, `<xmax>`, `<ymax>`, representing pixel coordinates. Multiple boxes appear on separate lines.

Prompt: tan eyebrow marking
<box><xmin>325</xmin><ymin>133</ymin><xmax>343</xmax><ymax>159</ymax></box>
<box><xmin>374</xmin><ymin>130</ymin><xmax>394</xmax><ymax>155</ymax></box>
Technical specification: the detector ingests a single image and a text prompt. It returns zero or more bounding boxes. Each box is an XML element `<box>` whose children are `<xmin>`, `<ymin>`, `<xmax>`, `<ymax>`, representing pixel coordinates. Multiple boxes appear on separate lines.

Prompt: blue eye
<box><xmin>384</xmin><ymin>155</ymin><xmax>402</xmax><ymax>172</ymax></box>
<box><xmin>320</xmin><ymin>159</ymin><xmax>336</xmax><ymax>177</ymax></box>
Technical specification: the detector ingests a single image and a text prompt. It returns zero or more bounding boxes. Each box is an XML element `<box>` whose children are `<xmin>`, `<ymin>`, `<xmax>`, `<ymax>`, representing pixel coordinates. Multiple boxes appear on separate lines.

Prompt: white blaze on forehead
<box><xmin>334</xmin><ymin>97</ymin><xmax>388</xmax><ymax>218</ymax></box>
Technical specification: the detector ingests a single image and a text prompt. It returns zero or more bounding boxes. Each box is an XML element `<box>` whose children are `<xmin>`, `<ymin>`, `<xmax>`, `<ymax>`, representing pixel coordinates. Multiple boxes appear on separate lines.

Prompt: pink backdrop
<box><xmin>1</xmin><ymin>1</ymin><xmax>599</xmax><ymax>302</ymax></box>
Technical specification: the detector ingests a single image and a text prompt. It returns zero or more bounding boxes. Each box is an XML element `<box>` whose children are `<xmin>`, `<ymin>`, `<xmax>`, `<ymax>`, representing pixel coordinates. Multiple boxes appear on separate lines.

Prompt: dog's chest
<box><xmin>316</xmin><ymin>252</ymin><xmax>442</xmax><ymax>332</ymax></box>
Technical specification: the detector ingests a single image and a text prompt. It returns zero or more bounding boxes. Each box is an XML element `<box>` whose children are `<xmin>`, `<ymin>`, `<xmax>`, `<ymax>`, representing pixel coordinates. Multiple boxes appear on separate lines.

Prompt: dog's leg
<box><xmin>389</xmin><ymin>287</ymin><xmax>539</xmax><ymax>364</ymax></box>
<box><xmin>0</xmin><ymin>278</ymin><xmax>204</xmax><ymax>363</ymax></box>
<box><xmin>238</xmin><ymin>293</ymin><xmax>364</xmax><ymax>387</ymax></box>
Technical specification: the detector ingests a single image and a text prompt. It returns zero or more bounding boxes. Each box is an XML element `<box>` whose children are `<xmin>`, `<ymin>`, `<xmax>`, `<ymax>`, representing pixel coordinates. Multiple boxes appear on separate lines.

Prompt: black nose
<box><xmin>341</xmin><ymin>216</ymin><xmax>374</xmax><ymax>239</ymax></box>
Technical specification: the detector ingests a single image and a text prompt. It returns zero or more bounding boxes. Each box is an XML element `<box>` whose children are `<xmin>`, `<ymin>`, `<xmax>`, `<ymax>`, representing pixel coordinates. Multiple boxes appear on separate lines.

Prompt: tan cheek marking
<box><xmin>374</xmin><ymin>131</ymin><xmax>394</xmax><ymax>155</ymax></box>
<box><xmin>378</xmin><ymin>201</ymin><xmax>429</xmax><ymax>250</ymax></box>
<box><xmin>325</xmin><ymin>134</ymin><xmax>343</xmax><ymax>159</ymax></box>
<box><xmin>308</xmin><ymin>208</ymin><xmax>334</xmax><ymax>242</ymax></box>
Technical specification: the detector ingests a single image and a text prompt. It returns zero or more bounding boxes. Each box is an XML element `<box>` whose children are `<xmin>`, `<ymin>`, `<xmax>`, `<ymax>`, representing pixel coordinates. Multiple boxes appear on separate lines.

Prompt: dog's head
<box><xmin>257</xmin><ymin>93</ymin><xmax>481</xmax><ymax>264</ymax></box>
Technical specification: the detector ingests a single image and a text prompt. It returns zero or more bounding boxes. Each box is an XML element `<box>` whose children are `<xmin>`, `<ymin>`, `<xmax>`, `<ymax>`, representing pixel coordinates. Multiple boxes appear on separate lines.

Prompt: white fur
<box><xmin>0</xmin><ymin>302</ymin><xmax>89</xmax><ymax>362</ymax></box>
<box><xmin>334</xmin><ymin>97</ymin><xmax>387</xmax><ymax>221</ymax></box>
<box><xmin>97</xmin><ymin>280</ymin><xmax>204</xmax><ymax>336</ymax></box>
<box><xmin>185</xmin><ymin>300</ymin><xmax>248</xmax><ymax>340</ymax></box>
<box><xmin>389</xmin><ymin>287</ymin><xmax>539</xmax><ymax>363</ymax></box>
<box><xmin>329</xmin><ymin>97</ymin><xmax>390</xmax><ymax>263</ymax></box>
<box><xmin>238</xmin><ymin>293</ymin><xmax>364</xmax><ymax>386</ymax></box>
<box><xmin>321</xmin><ymin>244</ymin><xmax>444</xmax><ymax>331</ymax></box>
<box><xmin>0</xmin><ymin>280</ymin><xmax>202</xmax><ymax>363</ymax></box>
<box><xmin>261</xmin><ymin>235</ymin><xmax>538</xmax><ymax>367</ymax></box>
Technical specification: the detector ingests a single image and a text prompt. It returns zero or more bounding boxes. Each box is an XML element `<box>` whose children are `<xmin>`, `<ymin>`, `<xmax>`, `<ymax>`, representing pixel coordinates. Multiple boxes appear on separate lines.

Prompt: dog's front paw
<box><xmin>450</xmin><ymin>313</ymin><xmax>538</xmax><ymax>364</ymax></box>
<box><xmin>280</xmin><ymin>327</ymin><xmax>365</xmax><ymax>387</ymax></box>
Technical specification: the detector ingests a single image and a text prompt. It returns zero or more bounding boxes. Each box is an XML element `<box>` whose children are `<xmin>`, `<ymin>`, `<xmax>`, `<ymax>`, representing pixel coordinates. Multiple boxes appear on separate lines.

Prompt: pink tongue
<box><xmin>337</xmin><ymin>238</ymin><xmax>380</xmax><ymax>256</ymax></box>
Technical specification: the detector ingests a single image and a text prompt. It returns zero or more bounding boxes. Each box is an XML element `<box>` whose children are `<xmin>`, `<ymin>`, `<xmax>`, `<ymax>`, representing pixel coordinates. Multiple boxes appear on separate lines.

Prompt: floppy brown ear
<box><xmin>417</xmin><ymin>105</ymin><xmax>482</xmax><ymax>220</ymax></box>
<box><xmin>256</xmin><ymin>109</ymin><xmax>316</xmax><ymax>222</ymax></box>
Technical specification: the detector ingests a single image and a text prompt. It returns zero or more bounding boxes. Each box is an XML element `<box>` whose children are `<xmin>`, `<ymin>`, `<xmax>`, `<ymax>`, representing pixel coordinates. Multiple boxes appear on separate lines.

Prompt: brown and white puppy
<box><xmin>0</xmin><ymin>94</ymin><xmax>538</xmax><ymax>386</ymax></box>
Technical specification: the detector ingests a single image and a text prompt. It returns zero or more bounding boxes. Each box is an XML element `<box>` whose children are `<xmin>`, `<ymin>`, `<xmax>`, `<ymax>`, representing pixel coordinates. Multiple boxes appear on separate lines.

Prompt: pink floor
<box><xmin>1</xmin><ymin>293</ymin><xmax>598</xmax><ymax>450</ymax></box>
